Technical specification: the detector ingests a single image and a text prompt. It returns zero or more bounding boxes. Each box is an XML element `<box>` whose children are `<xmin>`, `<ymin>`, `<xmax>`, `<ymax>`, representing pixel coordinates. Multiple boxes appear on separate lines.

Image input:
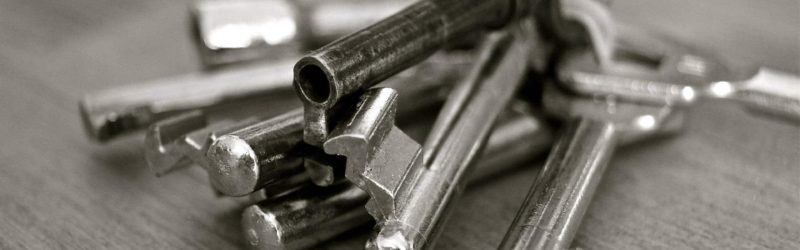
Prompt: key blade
<box><xmin>323</xmin><ymin>88</ymin><xmax>423</xmax><ymax>220</ymax></box>
<box><xmin>144</xmin><ymin>111</ymin><xmax>208</xmax><ymax>176</ymax></box>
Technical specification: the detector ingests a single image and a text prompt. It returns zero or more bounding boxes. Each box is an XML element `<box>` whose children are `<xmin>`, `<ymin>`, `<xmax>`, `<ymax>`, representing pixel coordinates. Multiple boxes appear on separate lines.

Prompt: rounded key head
<box><xmin>242</xmin><ymin>205</ymin><xmax>287</xmax><ymax>250</ymax></box>
<box><xmin>206</xmin><ymin>135</ymin><xmax>260</xmax><ymax>196</ymax></box>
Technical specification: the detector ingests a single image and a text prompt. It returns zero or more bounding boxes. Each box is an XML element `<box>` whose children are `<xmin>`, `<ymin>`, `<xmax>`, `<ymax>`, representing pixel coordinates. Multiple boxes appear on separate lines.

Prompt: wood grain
<box><xmin>0</xmin><ymin>0</ymin><xmax>797</xmax><ymax>249</ymax></box>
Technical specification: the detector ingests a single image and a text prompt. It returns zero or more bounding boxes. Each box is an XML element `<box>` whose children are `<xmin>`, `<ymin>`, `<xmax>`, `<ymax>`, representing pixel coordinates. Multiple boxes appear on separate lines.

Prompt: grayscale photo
<box><xmin>1</xmin><ymin>0</ymin><xmax>798</xmax><ymax>249</ymax></box>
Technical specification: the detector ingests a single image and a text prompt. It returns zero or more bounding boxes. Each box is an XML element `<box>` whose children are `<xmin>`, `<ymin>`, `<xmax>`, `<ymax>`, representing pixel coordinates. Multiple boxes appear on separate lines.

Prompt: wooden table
<box><xmin>0</xmin><ymin>0</ymin><xmax>797</xmax><ymax>249</ymax></box>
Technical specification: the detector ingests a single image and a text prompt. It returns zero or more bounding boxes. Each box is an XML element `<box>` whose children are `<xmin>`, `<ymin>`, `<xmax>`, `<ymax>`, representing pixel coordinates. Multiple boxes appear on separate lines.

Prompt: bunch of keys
<box><xmin>78</xmin><ymin>0</ymin><xmax>799</xmax><ymax>249</ymax></box>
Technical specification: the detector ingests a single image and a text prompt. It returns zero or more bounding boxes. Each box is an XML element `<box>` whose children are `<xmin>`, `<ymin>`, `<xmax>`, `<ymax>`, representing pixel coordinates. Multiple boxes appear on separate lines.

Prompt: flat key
<box><xmin>242</xmin><ymin>105</ymin><xmax>553</xmax><ymax>250</ymax></box>
<box><xmin>559</xmin><ymin>25</ymin><xmax>800</xmax><ymax>122</ymax></box>
<box><xmin>323</xmin><ymin>28</ymin><xmax>532</xmax><ymax>249</ymax></box>
<box><xmin>498</xmin><ymin>83</ymin><xmax>686</xmax><ymax>250</ymax></box>
<box><xmin>79</xmin><ymin>58</ymin><xmax>296</xmax><ymax>142</ymax></box>
<box><xmin>192</xmin><ymin>0</ymin><xmax>413</xmax><ymax>67</ymax></box>
<box><xmin>204</xmin><ymin>53</ymin><xmax>472</xmax><ymax>196</ymax></box>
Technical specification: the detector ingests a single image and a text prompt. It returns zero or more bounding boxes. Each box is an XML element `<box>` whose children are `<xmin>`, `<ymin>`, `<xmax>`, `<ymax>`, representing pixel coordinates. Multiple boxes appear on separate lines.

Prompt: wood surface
<box><xmin>0</xmin><ymin>0</ymin><xmax>798</xmax><ymax>249</ymax></box>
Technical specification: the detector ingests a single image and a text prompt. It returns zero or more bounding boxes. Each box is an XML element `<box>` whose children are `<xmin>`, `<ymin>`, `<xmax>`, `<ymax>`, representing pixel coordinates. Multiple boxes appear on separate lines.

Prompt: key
<box><xmin>292</xmin><ymin>0</ymin><xmax>531</xmax><ymax>146</ymax></box>
<box><xmin>79</xmin><ymin>58</ymin><xmax>296</xmax><ymax>142</ymax></box>
<box><xmin>322</xmin><ymin>28</ymin><xmax>532</xmax><ymax>249</ymax></box>
<box><xmin>204</xmin><ymin>53</ymin><xmax>472</xmax><ymax>196</ymax></box>
<box><xmin>242</xmin><ymin>105</ymin><xmax>554</xmax><ymax>250</ymax></box>
<box><xmin>559</xmin><ymin>25</ymin><xmax>800</xmax><ymax>122</ymax></box>
<box><xmin>498</xmin><ymin>82</ymin><xmax>686</xmax><ymax>250</ymax></box>
<box><xmin>144</xmin><ymin>111</ymin><xmax>259</xmax><ymax>176</ymax></box>
<box><xmin>192</xmin><ymin>0</ymin><xmax>413</xmax><ymax>67</ymax></box>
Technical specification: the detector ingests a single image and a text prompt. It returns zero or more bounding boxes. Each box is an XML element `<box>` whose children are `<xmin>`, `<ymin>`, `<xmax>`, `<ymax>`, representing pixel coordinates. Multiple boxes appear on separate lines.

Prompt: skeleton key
<box><xmin>242</xmin><ymin>105</ymin><xmax>553</xmax><ymax>250</ymax></box>
<box><xmin>498</xmin><ymin>79</ymin><xmax>687</xmax><ymax>249</ymax></box>
<box><xmin>559</xmin><ymin>25</ymin><xmax>800</xmax><ymax>122</ymax></box>
<box><xmin>192</xmin><ymin>0</ymin><xmax>413</xmax><ymax>67</ymax></box>
<box><xmin>322</xmin><ymin>28</ymin><xmax>532</xmax><ymax>249</ymax></box>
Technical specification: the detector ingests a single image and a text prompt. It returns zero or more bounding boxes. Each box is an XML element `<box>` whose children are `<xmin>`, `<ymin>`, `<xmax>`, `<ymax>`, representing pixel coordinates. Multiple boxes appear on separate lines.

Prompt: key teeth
<box><xmin>144</xmin><ymin>111</ymin><xmax>208</xmax><ymax>176</ymax></box>
<box><xmin>323</xmin><ymin>88</ymin><xmax>419</xmax><ymax>218</ymax></box>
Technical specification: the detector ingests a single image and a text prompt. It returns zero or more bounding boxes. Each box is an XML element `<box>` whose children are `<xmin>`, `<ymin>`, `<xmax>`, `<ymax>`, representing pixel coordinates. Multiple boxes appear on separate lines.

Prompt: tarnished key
<box><xmin>498</xmin><ymin>82</ymin><xmax>686</xmax><ymax>249</ymax></box>
<box><xmin>292</xmin><ymin>0</ymin><xmax>532</xmax><ymax>146</ymax></box>
<box><xmin>322</xmin><ymin>28</ymin><xmax>532</xmax><ymax>249</ymax></box>
<box><xmin>204</xmin><ymin>53</ymin><xmax>472</xmax><ymax>196</ymax></box>
<box><xmin>241</xmin><ymin>106</ymin><xmax>553</xmax><ymax>250</ymax></box>
<box><xmin>80</xmin><ymin>58</ymin><xmax>296</xmax><ymax>142</ymax></box>
<box><xmin>193</xmin><ymin>0</ymin><xmax>413</xmax><ymax>67</ymax></box>
<box><xmin>559</xmin><ymin>25</ymin><xmax>800</xmax><ymax>122</ymax></box>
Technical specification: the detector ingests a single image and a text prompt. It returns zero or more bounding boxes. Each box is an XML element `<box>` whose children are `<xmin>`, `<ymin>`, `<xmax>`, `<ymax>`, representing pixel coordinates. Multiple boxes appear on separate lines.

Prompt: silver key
<box><xmin>144</xmin><ymin>111</ymin><xmax>258</xmax><ymax>176</ymax></box>
<box><xmin>323</xmin><ymin>28</ymin><xmax>533</xmax><ymax>249</ymax></box>
<box><xmin>79</xmin><ymin>58</ymin><xmax>296</xmax><ymax>142</ymax></box>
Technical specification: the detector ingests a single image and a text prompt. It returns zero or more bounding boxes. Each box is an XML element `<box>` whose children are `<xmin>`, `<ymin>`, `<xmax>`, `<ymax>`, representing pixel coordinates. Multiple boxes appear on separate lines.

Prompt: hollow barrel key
<box><xmin>292</xmin><ymin>0</ymin><xmax>532</xmax><ymax>146</ymax></box>
<box><xmin>498</xmin><ymin>76</ymin><xmax>687</xmax><ymax>249</ymax></box>
<box><xmin>322</xmin><ymin>28</ymin><xmax>532</xmax><ymax>249</ymax></box>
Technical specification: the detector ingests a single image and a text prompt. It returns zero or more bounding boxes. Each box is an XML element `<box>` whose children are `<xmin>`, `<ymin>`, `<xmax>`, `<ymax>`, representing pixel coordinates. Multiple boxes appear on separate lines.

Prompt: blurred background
<box><xmin>0</xmin><ymin>0</ymin><xmax>797</xmax><ymax>249</ymax></box>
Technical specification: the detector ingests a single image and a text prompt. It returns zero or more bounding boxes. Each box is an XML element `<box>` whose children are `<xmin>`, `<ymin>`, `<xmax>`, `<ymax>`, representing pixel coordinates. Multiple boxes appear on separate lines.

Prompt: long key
<box><xmin>242</xmin><ymin>105</ymin><xmax>553</xmax><ymax>250</ymax></box>
<box><xmin>292</xmin><ymin>0</ymin><xmax>531</xmax><ymax>146</ymax></box>
<box><xmin>79</xmin><ymin>58</ymin><xmax>296</xmax><ymax>142</ymax></box>
<box><xmin>192</xmin><ymin>0</ymin><xmax>413</xmax><ymax>67</ymax></box>
<box><xmin>322</xmin><ymin>28</ymin><xmax>532</xmax><ymax>249</ymax></box>
<box><xmin>203</xmin><ymin>53</ymin><xmax>471</xmax><ymax>196</ymax></box>
<box><xmin>559</xmin><ymin>25</ymin><xmax>800</xmax><ymax>122</ymax></box>
<box><xmin>498</xmin><ymin>83</ymin><xmax>686</xmax><ymax>250</ymax></box>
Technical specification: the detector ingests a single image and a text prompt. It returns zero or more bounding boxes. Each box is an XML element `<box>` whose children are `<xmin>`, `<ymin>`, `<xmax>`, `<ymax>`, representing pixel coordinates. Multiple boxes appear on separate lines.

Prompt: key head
<box><xmin>192</xmin><ymin>0</ymin><xmax>302</xmax><ymax>67</ymax></box>
<box><xmin>557</xmin><ymin>26</ymin><xmax>753</xmax><ymax>106</ymax></box>
<box><xmin>543</xmin><ymin>83</ymin><xmax>686</xmax><ymax>142</ymax></box>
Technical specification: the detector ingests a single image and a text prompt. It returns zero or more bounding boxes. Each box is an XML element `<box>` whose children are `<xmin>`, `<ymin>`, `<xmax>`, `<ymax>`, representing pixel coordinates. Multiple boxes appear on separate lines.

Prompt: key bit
<box><xmin>192</xmin><ymin>0</ymin><xmax>413</xmax><ymax>67</ymax></box>
<box><xmin>559</xmin><ymin>25</ymin><xmax>800</xmax><ymax>121</ymax></box>
<box><xmin>292</xmin><ymin>0</ymin><xmax>531</xmax><ymax>146</ymax></box>
<box><xmin>144</xmin><ymin>111</ymin><xmax>258</xmax><ymax>176</ymax></box>
<box><xmin>204</xmin><ymin>53</ymin><xmax>472</xmax><ymax>197</ymax></box>
<box><xmin>242</xmin><ymin>107</ymin><xmax>554</xmax><ymax>250</ymax></box>
<box><xmin>79</xmin><ymin>58</ymin><xmax>296</xmax><ymax>142</ymax></box>
<box><xmin>499</xmin><ymin>82</ymin><xmax>685</xmax><ymax>250</ymax></box>
<box><xmin>324</xmin><ymin>30</ymin><xmax>532</xmax><ymax>249</ymax></box>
